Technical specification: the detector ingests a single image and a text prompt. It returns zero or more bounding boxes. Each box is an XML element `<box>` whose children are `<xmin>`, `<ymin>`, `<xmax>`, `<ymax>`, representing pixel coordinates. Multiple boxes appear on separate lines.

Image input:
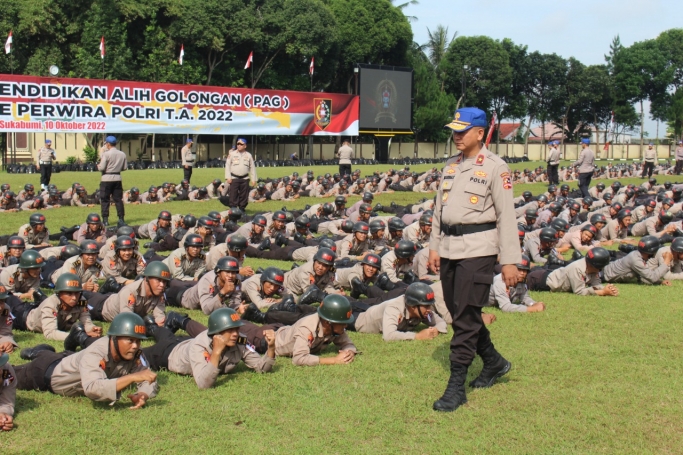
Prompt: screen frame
<box><xmin>356</xmin><ymin>63</ymin><xmax>414</xmax><ymax>135</ymax></box>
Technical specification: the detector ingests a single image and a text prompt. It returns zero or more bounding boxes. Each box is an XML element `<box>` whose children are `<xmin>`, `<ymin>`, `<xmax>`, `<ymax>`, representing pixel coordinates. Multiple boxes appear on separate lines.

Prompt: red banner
<box><xmin>0</xmin><ymin>74</ymin><xmax>358</xmax><ymax>136</ymax></box>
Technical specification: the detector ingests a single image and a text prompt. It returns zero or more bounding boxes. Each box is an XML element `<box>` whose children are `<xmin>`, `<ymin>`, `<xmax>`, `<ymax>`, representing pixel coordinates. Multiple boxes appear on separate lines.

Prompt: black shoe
<box><xmin>117</xmin><ymin>219</ymin><xmax>126</xmax><ymax>227</ymax></box>
<box><xmin>619</xmin><ymin>243</ymin><xmax>638</xmax><ymax>254</ymax></box>
<box><xmin>469</xmin><ymin>346</ymin><xmax>511</xmax><ymax>389</ymax></box>
<box><xmin>99</xmin><ymin>277</ymin><xmax>122</xmax><ymax>295</ymax></box>
<box><xmin>281</xmin><ymin>206</ymin><xmax>288</xmax><ymax>212</ymax></box>
<box><xmin>571</xmin><ymin>250</ymin><xmax>583</xmax><ymax>261</ymax></box>
<box><xmin>103</xmin><ymin>217</ymin><xmax>109</xmax><ymax>227</ymax></box>
<box><xmin>304</xmin><ymin>204</ymin><xmax>311</xmax><ymax>210</ymax></box>
<box><xmin>33</xmin><ymin>289</ymin><xmax>48</xmax><ymax>304</ymax></box>
<box><xmin>374</xmin><ymin>203</ymin><xmax>384</xmax><ymax>212</ymax></box>
<box><xmin>375</xmin><ymin>273</ymin><xmax>396</xmax><ymax>291</ymax></box>
<box><xmin>164</xmin><ymin>311</ymin><xmax>189</xmax><ymax>334</ymax></box>
<box><xmin>258</xmin><ymin>238</ymin><xmax>271</xmax><ymax>251</ymax></box>
<box><xmin>20</xmin><ymin>344</ymin><xmax>56</xmax><ymax>361</ymax></box>
<box><xmin>298</xmin><ymin>284</ymin><xmax>326</xmax><ymax>306</ymax></box>
<box><xmin>293</xmin><ymin>232</ymin><xmax>307</xmax><ymax>245</ymax></box>
<box><xmin>256</xmin><ymin>267</ymin><xmax>265</xmax><ymax>274</ymax></box>
<box><xmin>433</xmin><ymin>362</ymin><xmax>469</xmax><ymax>412</ymax></box>
<box><xmin>335</xmin><ymin>257</ymin><xmax>354</xmax><ymax>269</ymax></box>
<box><xmin>350</xmin><ymin>277</ymin><xmax>369</xmax><ymax>299</ymax></box>
<box><xmin>272</xmin><ymin>295</ymin><xmax>298</xmax><ymax>313</ymax></box>
<box><xmin>143</xmin><ymin>250</ymin><xmax>157</xmax><ymax>261</ymax></box>
<box><xmin>58</xmin><ymin>236</ymin><xmax>70</xmax><ymax>246</ymax></box>
<box><xmin>377</xmin><ymin>247</ymin><xmax>391</xmax><ymax>258</ymax></box>
<box><xmin>275</xmin><ymin>232</ymin><xmax>288</xmax><ymax>247</ymax></box>
<box><xmin>390</xmin><ymin>202</ymin><xmax>397</xmax><ymax>208</ymax></box>
<box><xmin>546</xmin><ymin>254</ymin><xmax>567</xmax><ymax>267</ymax></box>
<box><xmin>242</xmin><ymin>303</ymin><xmax>266</xmax><ymax>324</ymax></box>
<box><xmin>64</xmin><ymin>322</ymin><xmax>89</xmax><ymax>352</ymax></box>
<box><xmin>143</xmin><ymin>315</ymin><xmax>158</xmax><ymax>338</ymax></box>
<box><xmin>143</xmin><ymin>242</ymin><xmax>153</xmax><ymax>248</ymax></box>
<box><xmin>402</xmin><ymin>270</ymin><xmax>419</xmax><ymax>285</ymax></box>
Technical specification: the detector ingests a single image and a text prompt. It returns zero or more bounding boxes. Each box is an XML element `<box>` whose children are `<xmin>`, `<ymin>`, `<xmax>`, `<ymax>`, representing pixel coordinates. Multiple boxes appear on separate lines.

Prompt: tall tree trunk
<box><xmin>523</xmin><ymin>116</ymin><xmax>533</xmax><ymax>157</ymax></box>
<box><xmin>594</xmin><ymin>114</ymin><xmax>600</xmax><ymax>159</ymax></box>
<box><xmin>640</xmin><ymin>99</ymin><xmax>645</xmax><ymax>158</ymax></box>
<box><xmin>541</xmin><ymin>119</ymin><xmax>546</xmax><ymax>161</ymax></box>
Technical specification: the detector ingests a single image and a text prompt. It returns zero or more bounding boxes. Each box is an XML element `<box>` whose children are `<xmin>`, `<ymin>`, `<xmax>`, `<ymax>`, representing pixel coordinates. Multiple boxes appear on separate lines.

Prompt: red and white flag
<box><xmin>4</xmin><ymin>31</ymin><xmax>12</xmax><ymax>54</ymax></box>
<box><xmin>244</xmin><ymin>51</ymin><xmax>253</xmax><ymax>70</ymax></box>
<box><xmin>178</xmin><ymin>44</ymin><xmax>184</xmax><ymax>65</ymax></box>
<box><xmin>100</xmin><ymin>36</ymin><xmax>105</xmax><ymax>59</ymax></box>
<box><xmin>309</xmin><ymin>57</ymin><xmax>315</xmax><ymax>76</ymax></box>
<box><xmin>485</xmin><ymin>111</ymin><xmax>497</xmax><ymax>147</ymax></box>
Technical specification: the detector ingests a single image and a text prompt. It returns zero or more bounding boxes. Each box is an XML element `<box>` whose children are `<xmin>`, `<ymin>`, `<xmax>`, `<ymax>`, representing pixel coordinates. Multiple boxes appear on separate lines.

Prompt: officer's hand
<box><xmin>128</xmin><ymin>392</ymin><xmax>149</xmax><ymax>410</ymax></box>
<box><xmin>212</xmin><ymin>334</ymin><xmax>228</xmax><ymax>352</ymax></box>
<box><xmin>427</xmin><ymin>250</ymin><xmax>440</xmax><ymax>274</ymax></box>
<box><xmin>226</xmin><ymin>179</ymin><xmax>233</xmax><ymax>185</ymax></box>
<box><xmin>336</xmin><ymin>350</ymin><xmax>355</xmax><ymax>364</ymax></box>
<box><xmin>501</xmin><ymin>265</ymin><xmax>519</xmax><ymax>287</ymax></box>
<box><xmin>19</xmin><ymin>292</ymin><xmax>33</xmax><ymax>301</ymax></box>
<box><xmin>415</xmin><ymin>327</ymin><xmax>439</xmax><ymax>340</ymax></box>
<box><xmin>238</xmin><ymin>266</ymin><xmax>254</xmax><ymax>277</ymax></box>
<box><xmin>527</xmin><ymin>302</ymin><xmax>546</xmax><ymax>313</ymax></box>
<box><xmin>236</xmin><ymin>302</ymin><xmax>249</xmax><ymax>315</ymax></box>
<box><xmin>0</xmin><ymin>413</ymin><xmax>14</xmax><ymax>431</ymax></box>
<box><xmin>0</xmin><ymin>342</ymin><xmax>14</xmax><ymax>353</ymax></box>
<box><xmin>134</xmin><ymin>369</ymin><xmax>157</xmax><ymax>384</ymax></box>
<box><xmin>221</xmin><ymin>280</ymin><xmax>235</xmax><ymax>295</ymax></box>
<box><xmin>263</xmin><ymin>329</ymin><xmax>276</xmax><ymax>348</ymax></box>
<box><xmin>600</xmin><ymin>284</ymin><xmax>619</xmax><ymax>296</ymax></box>
<box><xmin>662</xmin><ymin>280</ymin><xmax>672</xmax><ymax>287</ymax></box>
<box><xmin>82</xmin><ymin>281</ymin><xmax>96</xmax><ymax>292</ymax></box>
<box><xmin>482</xmin><ymin>313</ymin><xmax>496</xmax><ymax>325</ymax></box>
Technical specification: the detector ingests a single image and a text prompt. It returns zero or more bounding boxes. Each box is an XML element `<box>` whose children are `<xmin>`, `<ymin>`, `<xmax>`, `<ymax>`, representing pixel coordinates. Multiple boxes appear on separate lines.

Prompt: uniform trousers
<box><xmin>183</xmin><ymin>167</ymin><xmax>193</xmax><ymax>183</ymax></box>
<box><xmin>641</xmin><ymin>162</ymin><xmax>654</xmax><ymax>178</ymax></box>
<box><xmin>526</xmin><ymin>269</ymin><xmax>552</xmax><ymax>291</ymax></box>
<box><xmin>14</xmin><ymin>351</ymin><xmax>70</xmax><ymax>392</ymax></box>
<box><xmin>40</xmin><ymin>164</ymin><xmax>52</xmax><ymax>187</ymax></box>
<box><xmin>142</xmin><ymin>327</ymin><xmax>191</xmax><ymax>371</ymax></box>
<box><xmin>547</xmin><ymin>164</ymin><xmax>559</xmax><ymax>185</ymax></box>
<box><xmin>339</xmin><ymin>164</ymin><xmax>352</xmax><ymax>176</ymax></box>
<box><xmin>228</xmin><ymin>178</ymin><xmax>249</xmax><ymax>211</ymax></box>
<box><xmin>440</xmin><ymin>255</ymin><xmax>497</xmax><ymax>366</ymax></box>
<box><xmin>578</xmin><ymin>173</ymin><xmax>592</xmax><ymax>198</ymax></box>
<box><xmin>675</xmin><ymin>160</ymin><xmax>683</xmax><ymax>175</ymax></box>
<box><xmin>100</xmin><ymin>181</ymin><xmax>124</xmax><ymax>220</ymax></box>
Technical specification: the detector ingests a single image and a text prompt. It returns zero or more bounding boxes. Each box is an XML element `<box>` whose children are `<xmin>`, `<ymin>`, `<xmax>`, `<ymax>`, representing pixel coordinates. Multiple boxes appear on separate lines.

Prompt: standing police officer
<box><xmin>181</xmin><ymin>138</ymin><xmax>195</xmax><ymax>182</ymax></box>
<box><xmin>224</xmin><ymin>137</ymin><xmax>257</xmax><ymax>213</ymax></box>
<box><xmin>547</xmin><ymin>141</ymin><xmax>561</xmax><ymax>185</ymax></box>
<box><xmin>337</xmin><ymin>140</ymin><xmax>354</xmax><ymax>176</ymax></box>
<box><xmin>428</xmin><ymin>107</ymin><xmax>521</xmax><ymax>412</ymax></box>
<box><xmin>98</xmin><ymin>136</ymin><xmax>128</xmax><ymax>227</ymax></box>
<box><xmin>574</xmin><ymin>138</ymin><xmax>595</xmax><ymax>197</ymax></box>
<box><xmin>35</xmin><ymin>139</ymin><xmax>56</xmax><ymax>191</ymax></box>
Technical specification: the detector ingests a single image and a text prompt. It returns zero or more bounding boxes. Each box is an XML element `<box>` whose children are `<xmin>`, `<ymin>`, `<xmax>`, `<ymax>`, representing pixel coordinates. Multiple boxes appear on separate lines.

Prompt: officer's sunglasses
<box><xmin>237</xmin><ymin>142</ymin><xmax>246</xmax><ymax>146</ymax></box>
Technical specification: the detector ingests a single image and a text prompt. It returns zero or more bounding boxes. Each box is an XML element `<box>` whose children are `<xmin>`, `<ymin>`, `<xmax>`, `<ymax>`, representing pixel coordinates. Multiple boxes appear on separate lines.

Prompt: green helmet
<box><xmin>404</xmin><ymin>282</ymin><xmax>436</xmax><ymax>306</ymax></box>
<box><xmin>54</xmin><ymin>273</ymin><xmax>83</xmax><ymax>293</ymax></box>
<box><xmin>0</xmin><ymin>285</ymin><xmax>8</xmax><ymax>300</ymax></box>
<box><xmin>207</xmin><ymin>308</ymin><xmax>244</xmax><ymax>335</ymax></box>
<box><xmin>0</xmin><ymin>352</ymin><xmax>8</xmax><ymax>368</ymax></box>
<box><xmin>19</xmin><ymin>250</ymin><xmax>45</xmax><ymax>269</ymax></box>
<box><xmin>317</xmin><ymin>294</ymin><xmax>355</xmax><ymax>324</ymax></box>
<box><xmin>107</xmin><ymin>313</ymin><xmax>147</xmax><ymax>339</ymax></box>
<box><xmin>143</xmin><ymin>261</ymin><xmax>172</xmax><ymax>281</ymax></box>
<box><xmin>215</xmin><ymin>256</ymin><xmax>240</xmax><ymax>273</ymax></box>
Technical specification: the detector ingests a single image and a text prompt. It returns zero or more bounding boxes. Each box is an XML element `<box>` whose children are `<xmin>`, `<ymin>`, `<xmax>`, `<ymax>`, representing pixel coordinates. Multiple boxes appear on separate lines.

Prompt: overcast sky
<box><xmin>406</xmin><ymin>0</ymin><xmax>680</xmax><ymax>137</ymax></box>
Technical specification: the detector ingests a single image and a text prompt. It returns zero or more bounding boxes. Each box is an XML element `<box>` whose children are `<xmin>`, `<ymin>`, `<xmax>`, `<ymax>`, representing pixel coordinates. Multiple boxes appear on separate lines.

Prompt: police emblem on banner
<box><xmin>314</xmin><ymin>98</ymin><xmax>332</xmax><ymax>130</ymax></box>
<box><xmin>374</xmin><ymin>79</ymin><xmax>398</xmax><ymax>123</ymax></box>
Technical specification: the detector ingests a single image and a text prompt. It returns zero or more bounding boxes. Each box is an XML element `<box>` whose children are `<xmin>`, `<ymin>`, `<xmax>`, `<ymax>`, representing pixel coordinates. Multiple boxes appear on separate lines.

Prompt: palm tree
<box><xmin>391</xmin><ymin>0</ymin><xmax>419</xmax><ymax>22</ymax></box>
<box><xmin>425</xmin><ymin>25</ymin><xmax>458</xmax><ymax>91</ymax></box>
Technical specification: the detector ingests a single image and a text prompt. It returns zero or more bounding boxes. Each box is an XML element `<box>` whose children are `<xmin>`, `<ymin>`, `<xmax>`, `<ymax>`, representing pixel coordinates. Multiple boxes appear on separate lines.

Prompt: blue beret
<box><xmin>445</xmin><ymin>107</ymin><xmax>488</xmax><ymax>132</ymax></box>
<box><xmin>580</xmin><ymin>138</ymin><xmax>590</xmax><ymax>145</ymax></box>
<box><xmin>649</xmin><ymin>142</ymin><xmax>654</xmax><ymax>146</ymax></box>
<box><xmin>105</xmin><ymin>136</ymin><xmax>117</xmax><ymax>145</ymax></box>
<box><xmin>187</xmin><ymin>138</ymin><xmax>193</xmax><ymax>143</ymax></box>
<box><xmin>45</xmin><ymin>139</ymin><xmax>52</xmax><ymax>144</ymax></box>
<box><xmin>237</xmin><ymin>137</ymin><xmax>248</xmax><ymax>144</ymax></box>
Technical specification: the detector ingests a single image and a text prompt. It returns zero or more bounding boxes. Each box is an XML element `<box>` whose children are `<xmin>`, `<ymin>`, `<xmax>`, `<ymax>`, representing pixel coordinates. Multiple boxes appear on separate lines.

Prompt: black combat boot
<box><xmin>20</xmin><ymin>344</ymin><xmax>56</xmax><ymax>361</ymax></box>
<box><xmin>63</xmin><ymin>322</ymin><xmax>90</xmax><ymax>352</ymax></box>
<box><xmin>242</xmin><ymin>303</ymin><xmax>266</xmax><ymax>324</ymax></box>
<box><xmin>164</xmin><ymin>311</ymin><xmax>190</xmax><ymax>334</ymax></box>
<box><xmin>143</xmin><ymin>315</ymin><xmax>158</xmax><ymax>338</ymax></box>
<box><xmin>433</xmin><ymin>362</ymin><xmax>469</xmax><ymax>412</ymax></box>
<box><xmin>33</xmin><ymin>289</ymin><xmax>48</xmax><ymax>304</ymax></box>
<box><xmin>268</xmin><ymin>295</ymin><xmax>297</xmax><ymax>313</ymax></box>
<box><xmin>469</xmin><ymin>345</ymin><xmax>511</xmax><ymax>389</ymax></box>
<box><xmin>402</xmin><ymin>270</ymin><xmax>419</xmax><ymax>284</ymax></box>
<box><xmin>546</xmin><ymin>254</ymin><xmax>567</xmax><ymax>267</ymax></box>
<box><xmin>275</xmin><ymin>232</ymin><xmax>288</xmax><ymax>247</ymax></box>
<box><xmin>374</xmin><ymin>203</ymin><xmax>384</xmax><ymax>212</ymax></box>
<box><xmin>103</xmin><ymin>217</ymin><xmax>109</xmax><ymax>227</ymax></box>
<box><xmin>117</xmin><ymin>218</ymin><xmax>126</xmax><ymax>227</ymax></box>
<box><xmin>99</xmin><ymin>277</ymin><xmax>123</xmax><ymax>294</ymax></box>
<box><xmin>375</xmin><ymin>273</ymin><xmax>396</xmax><ymax>291</ymax></box>
<box><xmin>619</xmin><ymin>243</ymin><xmax>638</xmax><ymax>254</ymax></box>
<box><xmin>350</xmin><ymin>277</ymin><xmax>369</xmax><ymax>299</ymax></box>
<box><xmin>571</xmin><ymin>250</ymin><xmax>584</xmax><ymax>261</ymax></box>
<box><xmin>259</xmin><ymin>238</ymin><xmax>271</xmax><ymax>251</ymax></box>
<box><xmin>298</xmin><ymin>284</ymin><xmax>326</xmax><ymax>306</ymax></box>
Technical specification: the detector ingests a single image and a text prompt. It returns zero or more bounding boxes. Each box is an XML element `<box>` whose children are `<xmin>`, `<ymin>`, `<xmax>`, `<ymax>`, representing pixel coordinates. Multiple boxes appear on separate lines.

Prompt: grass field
<box><xmin>1</xmin><ymin>162</ymin><xmax>683</xmax><ymax>454</ymax></box>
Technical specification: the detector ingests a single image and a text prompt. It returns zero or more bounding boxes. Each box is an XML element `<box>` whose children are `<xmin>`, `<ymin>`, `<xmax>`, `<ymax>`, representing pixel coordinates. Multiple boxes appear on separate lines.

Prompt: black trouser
<box><xmin>84</xmin><ymin>292</ymin><xmax>110</xmax><ymax>321</ymax></box>
<box><xmin>6</xmin><ymin>295</ymin><xmax>35</xmax><ymax>331</ymax></box>
<box><xmin>389</xmin><ymin>184</ymin><xmax>410</xmax><ymax>192</ymax></box>
<box><xmin>145</xmin><ymin>234</ymin><xmax>179</xmax><ymax>253</ymax></box>
<box><xmin>40</xmin><ymin>164</ymin><xmax>52</xmax><ymax>187</ymax></box>
<box><xmin>239</xmin><ymin>322</ymin><xmax>284</xmax><ymax>354</ymax></box>
<box><xmin>229</xmin><ymin>178</ymin><xmax>249</xmax><ymax>211</ymax></box>
<box><xmin>440</xmin><ymin>255</ymin><xmax>497</xmax><ymax>366</ymax></box>
<box><xmin>642</xmin><ymin>161</ymin><xmax>654</xmax><ymax>178</ymax></box>
<box><xmin>526</xmin><ymin>269</ymin><xmax>552</xmax><ymax>291</ymax></box>
<box><xmin>547</xmin><ymin>164</ymin><xmax>559</xmax><ymax>185</ymax></box>
<box><xmin>184</xmin><ymin>166</ymin><xmax>193</xmax><ymax>182</ymax></box>
<box><xmin>40</xmin><ymin>259</ymin><xmax>64</xmax><ymax>288</ymax></box>
<box><xmin>245</xmin><ymin>245</ymin><xmax>293</xmax><ymax>261</ymax></box>
<box><xmin>675</xmin><ymin>160</ymin><xmax>683</xmax><ymax>175</ymax></box>
<box><xmin>14</xmin><ymin>351</ymin><xmax>70</xmax><ymax>392</ymax></box>
<box><xmin>339</xmin><ymin>164</ymin><xmax>351</xmax><ymax>176</ymax></box>
<box><xmin>142</xmin><ymin>327</ymin><xmax>191</xmax><ymax>371</ymax></box>
<box><xmin>578</xmin><ymin>173</ymin><xmax>592</xmax><ymax>198</ymax></box>
<box><xmin>163</xmin><ymin>281</ymin><xmax>197</xmax><ymax>307</ymax></box>
<box><xmin>100</xmin><ymin>180</ymin><xmax>124</xmax><ymax>220</ymax></box>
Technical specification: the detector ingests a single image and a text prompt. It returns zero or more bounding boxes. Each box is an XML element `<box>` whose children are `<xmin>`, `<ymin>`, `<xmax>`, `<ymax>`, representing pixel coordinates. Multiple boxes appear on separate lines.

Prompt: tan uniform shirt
<box><xmin>334</xmin><ymin>263</ymin><xmax>368</xmax><ymax>290</ymax></box>
<box><xmin>163</xmin><ymin>248</ymin><xmax>206</xmax><ymax>281</ymax></box>
<box><xmin>337</xmin><ymin>234</ymin><xmax>368</xmax><ymax>258</ymax></box>
<box><xmin>0</xmin><ymin>302</ymin><xmax>17</xmax><ymax>348</ymax></box>
<box><xmin>167</xmin><ymin>330</ymin><xmax>273</xmax><ymax>389</ymax></box>
<box><xmin>187</xmin><ymin>270</ymin><xmax>242</xmax><ymax>315</ymax></box>
<box><xmin>181</xmin><ymin>144</ymin><xmax>195</xmax><ymax>167</ymax></box>
<box><xmin>74</xmin><ymin>222</ymin><xmax>106</xmax><ymax>244</ymax></box>
<box><xmin>136</xmin><ymin>219</ymin><xmax>159</xmax><ymax>239</ymax></box>
<box><xmin>283</xmin><ymin>260</ymin><xmax>336</xmax><ymax>298</ymax></box>
<box><xmin>51</xmin><ymin>256</ymin><xmax>102</xmax><ymax>285</ymax></box>
<box><xmin>225</xmin><ymin>150</ymin><xmax>257</xmax><ymax>181</ymax></box>
<box><xmin>100</xmin><ymin>279</ymin><xmax>166</xmax><ymax>323</ymax></box>
<box><xmin>337</xmin><ymin>145</ymin><xmax>354</xmax><ymax>164</ymax></box>
<box><xmin>292</xmin><ymin>245</ymin><xmax>318</xmax><ymax>262</ymax></box>
<box><xmin>643</xmin><ymin>147</ymin><xmax>656</xmax><ymax>162</ymax></box>
<box><xmin>17</xmin><ymin>224</ymin><xmax>49</xmax><ymax>247</ymax></box>
<box><xmin>36</xmin><ymin>146</ymin><xmax>55</xmax><ymax>165</ymax></box>
<box><xmin>380</xmin><ymin>250</ymin><xmax>412</xmax><ymax>283</ymax></box>
<box><xmin>430</xmin><ymin>148</ymin><xmax>521</xmax><ymax>265</ymax></box>
<box><xmin>546</xmin><ymin>258</ymin><xmax>603</xmax><ymax>295</ymax></box>
<box><xmin>275</xmin><ymin>313</ymin><xmax>356</xmax><ymax>366</ymax></box>
<box><xmin>242</xmin><ymin>274</ymin><xmax>287</xmax><ymax>309</ymax></box>
<box><xmin>50</xmin><ymin>337</ymin><xmax>158</xmax><ymax>402</ymax></box>
<box><xmin>205</xmin><ymin>243</ymin><xmax>228</xmax><ymax>271</ymax></box>
<box><xmin>354</xmin><ymin>296</ymin><xmax>447</xmax><ymax>341</ymax></box>
<box><xmin>98</xmin><ymin>147</ymin><xmax>127</xmax><ymax>182</ymax></box>
<box><xmin>26</xmin><ymin>295</ymin><xmax>95</xmax><ymax>341</ymax></box>
<box><xmin>101</xmin><ymin>250</ymin><xmax>146</xmax><ymax>284</ymax></box>
<box><xmin>402</xmin><ymin>222</ymin><xmax>429</xmax><ymax>247</ymax></box>
<box><xmin>0</xmin><ymin>265</ymin><xmax>40</xmax><ymax>294</ymax></box>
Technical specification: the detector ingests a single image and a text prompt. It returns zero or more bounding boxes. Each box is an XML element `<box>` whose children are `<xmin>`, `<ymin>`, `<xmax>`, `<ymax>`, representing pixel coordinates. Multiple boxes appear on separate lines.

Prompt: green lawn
<box><xmin>0</xmin><ymin>163</ymin><xmax>682</xmax><ymax>454</ymax></box>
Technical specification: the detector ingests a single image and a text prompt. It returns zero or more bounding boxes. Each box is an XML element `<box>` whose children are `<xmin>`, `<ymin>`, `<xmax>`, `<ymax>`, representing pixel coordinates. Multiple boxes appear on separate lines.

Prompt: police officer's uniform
<box><xmin>181</xmin><ymin>139</ymin><xmax>195</xmax><ymax>182</ymax></box>
<box><xmin>224</xmin><ymin>138</ymin><xmax>257</xmax><ymax>211</ymax></box>
<box><xmin>36</xmin><ymin>140</ymin><xmax>56</xmax><ymax>190</ymax></box>
<box><xmin>97</xmin><ymin>136</ymin><xmax>128</xmax><ymax>225</ymax></box>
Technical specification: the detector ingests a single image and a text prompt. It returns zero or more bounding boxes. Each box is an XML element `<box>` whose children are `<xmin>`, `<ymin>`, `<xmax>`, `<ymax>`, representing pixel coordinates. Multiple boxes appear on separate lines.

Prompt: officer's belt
<box><xmin>231</xmin><ymin>174</ymin><xmax>248</xmax><ymax>179</ymax></box>
<box><xmin>102</xmin><ymin>172</ymin><xmax>120</xmax><ymax>175</ymax></box>
<box><xmin>39</xmin><ymin>161</ymin><xmax>52</xmax><ymax>165</ymax></box>
<box><xmin>441</xmin><ymin>222</ymin><xmax>496</xmax><ymax>237</ymax></box>
<box><xmin>43</xmin><ymin>358</ymin><xmax>62</xmax><ymax>394</ymax></box>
